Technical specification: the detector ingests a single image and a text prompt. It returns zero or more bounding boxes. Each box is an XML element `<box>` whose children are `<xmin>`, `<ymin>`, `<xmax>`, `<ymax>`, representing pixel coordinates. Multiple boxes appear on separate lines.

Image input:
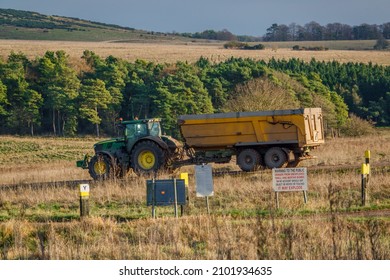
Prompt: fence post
<box><xmin>365</xmin><ymin>150</ymin><xmax>371</xmax><ymax>183</ymax></box>
<box><xmin>361</xmin><ymin>163</ymin><xmax>368</xmax><ymax>206</ymax></box>
<box><xmin>79</xmin><ymin>183</ymin><xmax>90</xmax><ymax>218</ymax></box>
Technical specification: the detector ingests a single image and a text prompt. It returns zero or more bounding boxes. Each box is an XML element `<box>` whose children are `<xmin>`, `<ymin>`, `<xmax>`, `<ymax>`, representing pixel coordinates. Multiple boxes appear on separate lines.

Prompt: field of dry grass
<box><xmin>1</xmin><ymin>130</ymin><xmax>389</xmax><ymax>184</ymax></box>
<box><xmin>0</xmin><ymin>131</ymin><xmax>389</xmax><ymax>260</ymax></box>
<box><xmin>1</xmin><ymin>39</ymin><xmax>390</xmax><ymax>66</ymax></box>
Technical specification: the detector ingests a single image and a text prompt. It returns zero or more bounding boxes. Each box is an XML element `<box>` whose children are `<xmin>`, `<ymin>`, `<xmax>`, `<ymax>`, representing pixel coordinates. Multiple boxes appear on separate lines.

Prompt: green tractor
<box><xmin>77</xmin><ymin>118</ymin><xmax>183</xmax><ymax>180</ymax></box>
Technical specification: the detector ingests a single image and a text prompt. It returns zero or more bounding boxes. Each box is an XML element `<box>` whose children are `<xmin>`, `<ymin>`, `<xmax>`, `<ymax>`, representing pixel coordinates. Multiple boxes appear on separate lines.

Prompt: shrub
<box><xmin>292</xmin><ymin>45</ymin><xmax>301</xmax><ymax>50</ymax></box>
<box><xmin>374</xmin><ymin>37</ymin><xmax>389</xmax><ymax>50</ymax></box>
<box><xmin>222</xmin><ymin>77</ymin><xmax>299</xmax><ymax>112</ymax></box>
<box><xmin>224</xmin><ymin>41</ymin><xmax>265</xmax><ymax>50</ymax></box>
<box><xmin>223</xmin><ymin>41</ymin><xmax>247</xmax><ymax>49</ymax></box>
<box><xmin>341</xmin><ymin>114</ymin><xmax>376</xmax><ymax>136</ymax></box>
<box><xmin>243</xmin><ymin>44</ymin><xmax>265</xmax><ymax>50</ymax></box>
<box><xmin>292</xmin><ymin>45</ymin><xmax>328</xmax><ymax>51</ymax></box>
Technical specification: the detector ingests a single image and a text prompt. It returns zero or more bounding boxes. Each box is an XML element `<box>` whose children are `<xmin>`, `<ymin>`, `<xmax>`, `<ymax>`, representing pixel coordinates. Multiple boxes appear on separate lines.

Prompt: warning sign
<box><xmin>195</xmin><ymin>165</ymin><xmax>214</xmax><ymax>197</ymax></box>
<box><xmin>272</xmin><ymin>168</ymin><xmax>307</xmax><ymax>192</ymax></box>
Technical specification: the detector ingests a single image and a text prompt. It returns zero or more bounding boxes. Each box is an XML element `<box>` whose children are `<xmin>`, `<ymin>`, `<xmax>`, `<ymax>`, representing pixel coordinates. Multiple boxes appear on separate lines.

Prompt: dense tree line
<box><xmin>267</xmin><ymin>58</ymin><xmax>390</xmax><ymax>126</ymax></box>
<box><xmin>179</xmin><ymin>22</ymin><xmax>390</xmax><ymax>43</ymax></box>
<box><xmin>0</xmin><ymin>51</ymin><xmax>389</xmax><ymax>137</ymax></box>
<box><xmin>181</xmin><ymin>29</ymin><xmax>238</xmax><ymax>41</ymax></box>
<box><xmin>264</xmin><ymin>22</ymin><xmax>390</xmax><ymax>42</ymax></box>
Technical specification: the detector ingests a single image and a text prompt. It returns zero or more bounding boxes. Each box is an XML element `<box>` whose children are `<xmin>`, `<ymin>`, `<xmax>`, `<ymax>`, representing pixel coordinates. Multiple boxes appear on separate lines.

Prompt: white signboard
<box><xmin>79</xmin><ymin>184</ymin><xmax>90</xmax><ymax>193</ymax></box>
<box><xmin>195</xmin><ymin>165</ymin><xmax>214</xmax><ymax>197</ymax></box>
<box><xmin>272</xmin><ymin>168</ymin><xmax>307</xmax><ymax>192</ymax></box>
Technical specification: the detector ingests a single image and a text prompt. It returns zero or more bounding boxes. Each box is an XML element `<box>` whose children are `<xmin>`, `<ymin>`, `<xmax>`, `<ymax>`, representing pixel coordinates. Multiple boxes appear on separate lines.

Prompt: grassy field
<box><xmin>260</xmin><ymin>40</ymin><xmax>378</xmax><ymax>50</ymax></box>
<box><xmin>1</xmin><ymin>39</ymin><xmax>390</xmax><ymax>66</ymax></box>
<box><xmin>0</xmin><ymin>131</ymin><xmax>389</xmax><ymax>259</ymax></box>
<box><xmin>0</xmin><ymin>9</ymin><xmax>189</xmax><ymax>43</ymax></box>
<box><xmin>0</xmin><ymin>25</ymin><xmax>184</xmax><ymax>42</ymax></box>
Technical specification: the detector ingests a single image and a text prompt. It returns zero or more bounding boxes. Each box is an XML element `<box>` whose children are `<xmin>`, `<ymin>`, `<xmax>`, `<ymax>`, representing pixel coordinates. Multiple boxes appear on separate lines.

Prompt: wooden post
<box><xmin>79</xmin><ymin>184</ymin><xmax>90</xmax><ymax>218</ymax></box>
<box><xmin>303</xmin><ymin>191</ymin><xmax>308</xmax><ymax>204</ymax></box>
<box><xmin>206</xmin><ymin>196</ymin><xmax>210</xmax><ymax>215</ymax></box>
<box><xmin>275</xmin><ymin>192</ymin><xmax>280</xmax><ymax>209</ymax></box>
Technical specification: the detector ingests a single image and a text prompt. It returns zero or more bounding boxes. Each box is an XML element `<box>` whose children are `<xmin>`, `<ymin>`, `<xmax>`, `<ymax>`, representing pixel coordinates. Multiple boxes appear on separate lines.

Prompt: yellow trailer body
<box><xmin>178</xmin><ymin>108</ymin><xmax>324</xmax><ymax>170</ymax></box>
<box><xmin>179</xmin><ymin>108</ymin><xmax>324</xmax><ymax>149</ymax></box>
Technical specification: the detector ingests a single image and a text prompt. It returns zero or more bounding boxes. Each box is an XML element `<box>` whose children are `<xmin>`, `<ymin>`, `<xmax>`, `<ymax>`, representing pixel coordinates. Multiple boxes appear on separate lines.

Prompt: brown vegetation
<box><xmin>0</xmin><ymin>131</ymin><xmax>389</xmax><ymax>259</ymax></box>
<box><xmin>222</xmin><ymin>77</ymin><xmax>299</xmax><ymax>112</ymax></box>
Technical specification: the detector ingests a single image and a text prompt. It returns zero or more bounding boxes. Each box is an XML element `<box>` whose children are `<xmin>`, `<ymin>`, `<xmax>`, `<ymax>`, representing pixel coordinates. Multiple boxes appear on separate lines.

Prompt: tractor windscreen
<box><xmin>148</xmin><ymin>121</ymin><xmax>161</xmax><ymax>137</ymax></box>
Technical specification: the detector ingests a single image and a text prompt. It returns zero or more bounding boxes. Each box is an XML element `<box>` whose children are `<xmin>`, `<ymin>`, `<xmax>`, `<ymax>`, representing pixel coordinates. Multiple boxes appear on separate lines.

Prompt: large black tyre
<box><xmin>237</xmin><ymin>149</ymin><xmax>261</xmax><ymax>172</ymax></box>
<box><xmin>264</xmin><ymin>147</ymin><xmax>288</xmax><ymax>169</ymax></box>
<box><xmin>88</xmin><ymin>154</ymin><xmax>114</xmax><ymax>180</ymax></box>
<box><xmin>130</xmin><ymin>141</ymin><xmax>165</xmax><ymax>175</ymax></box>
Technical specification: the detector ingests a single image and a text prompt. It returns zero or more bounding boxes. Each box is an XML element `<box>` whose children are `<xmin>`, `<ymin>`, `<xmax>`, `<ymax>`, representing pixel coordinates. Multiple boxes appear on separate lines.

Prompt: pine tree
<box><xmin>0</xmin><ymin>80</ymin><xmax>8</xmax><ymax>117</ymax></box>
<box><xmin>37</xmin><ymin>51</ymin><xmax>80</xmax><ymax>136</ymax></box>
<box><xmin>79</xmin><ymin>79</ymin><xmax>112</xmax><ymax>137</ymax></box>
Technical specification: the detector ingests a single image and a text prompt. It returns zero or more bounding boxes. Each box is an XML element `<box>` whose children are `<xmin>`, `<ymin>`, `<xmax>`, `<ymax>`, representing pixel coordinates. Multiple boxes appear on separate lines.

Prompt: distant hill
<box><xmin>0</xmin><ymin>8</ymin><xmax>188</xmax><ymax>42</ymax></box>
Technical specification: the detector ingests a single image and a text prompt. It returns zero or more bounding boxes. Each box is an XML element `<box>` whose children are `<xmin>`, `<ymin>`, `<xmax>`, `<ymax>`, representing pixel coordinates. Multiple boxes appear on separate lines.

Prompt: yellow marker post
<box><xmin>361</xmin><ymin>164</ymin><xmax>368</xmax><ymax>206</ymax></box>
<box><xmin>180</xmin><ymin>173</ymin><xmax>189</xmax><ymax>216</ymax></box>
<box><xmin>361</xmin><ymin>163</ymin><xmax>369</xmax><ymax>175</ymax></box>
<box><xmin>79</xmin><ymin>183</ymin><xmax>90</xmax><ymax>218</ymax></box>
<box><xmin>180</xmin><ymin>173</ymin><xmax>189</xmax><ymax>187</ymax></box>
<box><xmin>361</xmin><ymin>150</ymin><xmax>371</xmax><ymax>206</ymax></box>
<box><xmin>365</xmin><ymin>150</ymin><xmax>371</xmax><ymax>182</ymax></box>
<box><xmin>365</xmin><ymin>150</ymin><xmax>371</xmax><ymax>163</ymax></box>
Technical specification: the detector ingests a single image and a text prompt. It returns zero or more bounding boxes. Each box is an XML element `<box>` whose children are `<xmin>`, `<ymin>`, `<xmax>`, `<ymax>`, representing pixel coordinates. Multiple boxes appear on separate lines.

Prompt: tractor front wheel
<box><xmin>88</xmin><ymin>154</ymin><xmax>114</xmax><ymax>180</ymax></box>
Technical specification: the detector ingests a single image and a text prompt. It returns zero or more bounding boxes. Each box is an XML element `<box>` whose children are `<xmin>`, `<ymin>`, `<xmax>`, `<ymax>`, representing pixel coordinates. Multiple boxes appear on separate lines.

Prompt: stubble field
<box><xmin>1</xmin><ymin>39</ymin><xmax>390</xmax><ymax>66</ymax></box>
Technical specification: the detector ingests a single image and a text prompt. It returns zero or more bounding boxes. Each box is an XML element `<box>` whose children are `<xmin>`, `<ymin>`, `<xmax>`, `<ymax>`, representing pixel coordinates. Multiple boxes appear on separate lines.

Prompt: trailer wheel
<box><xmin>264</xmin><ymin>147</ymin><xmax>288</xmax><ymax>169</ymax></box>
<box><xmin>88</xmin><ymin>154</ymin><xmax>113</xmax><ymax>180</ymax></box>
<box><xmin>237</xmin><ymin>149</ymin><xmax>261</xmax><ymax>172</ymax></box>
<box><xmin>131</xmin><ymin>141</ymin><xmax>165</xmax><ymax>175</ymax></box>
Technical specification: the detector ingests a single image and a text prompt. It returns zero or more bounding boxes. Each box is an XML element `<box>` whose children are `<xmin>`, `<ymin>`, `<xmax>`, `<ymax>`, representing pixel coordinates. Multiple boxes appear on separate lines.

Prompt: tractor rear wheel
<box><xmin>130</xmin><ymin>141</ymin><xmax>165</xmax><ymax>175</ymax></box>
<box><xmin>264</xmin><ymin>147</ymin><xmax>288</xmax><ymax>169</ymax></box>
<box><xmin>237</xmin><ymin>149</ymin><xmax>261</xmax><ymax>172</ymax></box>
<box><xmin>88</xmin><ymin>154</ymin><xmax>114</xmax><ymax>180</ymax></box>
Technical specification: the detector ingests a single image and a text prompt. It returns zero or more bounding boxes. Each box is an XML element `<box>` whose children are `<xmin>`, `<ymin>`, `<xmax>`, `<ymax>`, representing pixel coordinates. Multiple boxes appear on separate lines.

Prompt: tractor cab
<box><xmin>122</xmin><ymin>119</ymin><xmax>161</xmax><ymax>138</ymax></box>
<box><xmin>117</xmin><ymin>118</ymin><xmax>162</xmax><ymax>152</ymax></box>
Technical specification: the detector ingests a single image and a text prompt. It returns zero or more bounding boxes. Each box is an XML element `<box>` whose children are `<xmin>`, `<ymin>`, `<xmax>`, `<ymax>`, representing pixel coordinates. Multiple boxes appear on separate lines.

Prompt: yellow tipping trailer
<box><xmin>178</xmin><ymin>108</ymin><xmax>324</xmax><ymax>171</ymax></box>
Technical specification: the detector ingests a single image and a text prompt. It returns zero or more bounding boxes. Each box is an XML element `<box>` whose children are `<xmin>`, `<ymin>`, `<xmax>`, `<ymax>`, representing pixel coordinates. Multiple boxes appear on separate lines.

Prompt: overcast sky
<box><xmin>1</xmin><ymin>0</ymin><xmax>389</xmax><ymax>36</ymax></box>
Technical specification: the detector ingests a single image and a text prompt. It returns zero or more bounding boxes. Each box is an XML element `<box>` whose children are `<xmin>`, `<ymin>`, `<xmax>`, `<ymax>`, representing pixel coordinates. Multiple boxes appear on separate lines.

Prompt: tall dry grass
<box><xmin>1</xmin><ymin>214</ymin><xmax>389</xmax><ymax>260</ymax></box>
<box><xmin>308</xmin><ymin>130</ymin><xmax>390</xmax><ymax>166</ymax></box>
<box><xmin>1</xmin><ymin>167</ymin><xmax>390</xmax><ymax>260</ymax></box>
<box><xmin>0</xmin><ymin>132</ymin><xmax>389</xmax><ymax>259</ymax></box>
